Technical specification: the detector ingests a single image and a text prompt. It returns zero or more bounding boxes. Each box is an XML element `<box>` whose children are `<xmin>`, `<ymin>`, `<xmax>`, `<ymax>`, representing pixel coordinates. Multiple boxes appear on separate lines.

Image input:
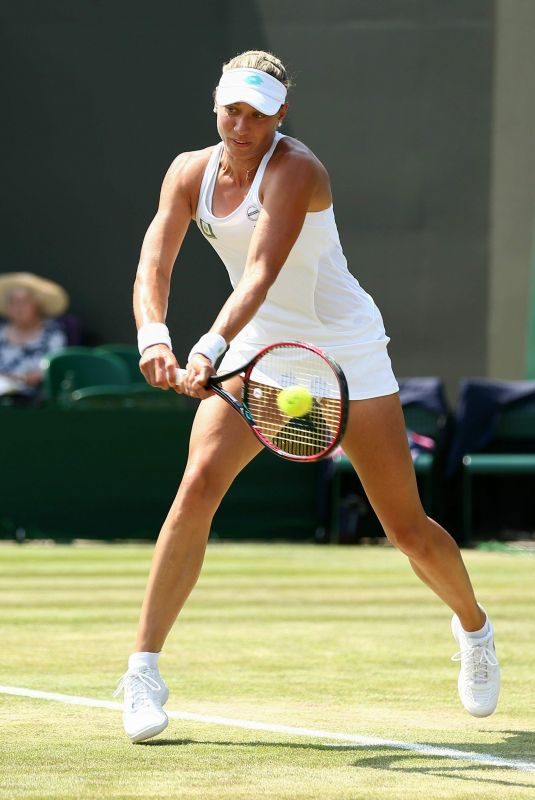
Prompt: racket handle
<box><xmin>175</xmin><ymin>368</ymin><xmax>187</xmax><ymax>387</ymax></box>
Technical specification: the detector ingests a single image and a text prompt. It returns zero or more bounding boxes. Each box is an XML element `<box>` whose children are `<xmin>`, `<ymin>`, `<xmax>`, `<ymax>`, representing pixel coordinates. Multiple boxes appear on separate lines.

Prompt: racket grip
<box><xmin>175</xmin><ymin>368</ymin><xmax>187</xmax><ymax>387</ymax></box>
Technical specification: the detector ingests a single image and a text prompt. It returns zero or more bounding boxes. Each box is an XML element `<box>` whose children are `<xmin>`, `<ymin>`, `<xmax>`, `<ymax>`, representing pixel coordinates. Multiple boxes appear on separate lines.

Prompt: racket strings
<box><xmin>244</xmin><ymin>345</ymin><xmax>343</xmax><ymax>458</ymax></box>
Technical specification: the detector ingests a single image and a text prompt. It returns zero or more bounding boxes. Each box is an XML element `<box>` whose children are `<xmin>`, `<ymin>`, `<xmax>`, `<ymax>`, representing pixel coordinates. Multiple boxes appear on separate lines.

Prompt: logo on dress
<box><xmin>199</xmin><ymin>219</ymin><xmax>217</xmax><ymax>239</ymax></box>
<box><xmin>246</xmin><ymin>205</ymin><xmax>260</xmax><ymax>223</ymax></box>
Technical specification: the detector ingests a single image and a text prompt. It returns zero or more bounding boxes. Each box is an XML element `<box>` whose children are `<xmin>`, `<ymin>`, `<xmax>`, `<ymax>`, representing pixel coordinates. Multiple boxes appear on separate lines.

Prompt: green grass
<box><xmin>1</xmin><ymin>542</ymin><xmax>534</xmax><ymax>799</ymax></box>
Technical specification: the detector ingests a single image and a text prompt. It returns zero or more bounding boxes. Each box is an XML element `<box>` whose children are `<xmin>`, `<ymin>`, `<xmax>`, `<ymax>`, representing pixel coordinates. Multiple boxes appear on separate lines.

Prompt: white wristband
<box><xmin>188</xmin><ymin>332</ymin><xmax>227</xmax><ymax>365</ymax></box>
<box><xmin>137</xmin><ymin>322</ymin><xmax>172</xmax><ymax>355</ymax></box>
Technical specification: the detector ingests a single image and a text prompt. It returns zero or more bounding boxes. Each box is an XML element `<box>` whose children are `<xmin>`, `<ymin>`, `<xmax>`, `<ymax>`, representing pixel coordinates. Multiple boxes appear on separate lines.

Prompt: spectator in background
<box><xmin>0</xmin><ymin>272</ymin><xmax>69</xmax><ymax>401</ymax></box>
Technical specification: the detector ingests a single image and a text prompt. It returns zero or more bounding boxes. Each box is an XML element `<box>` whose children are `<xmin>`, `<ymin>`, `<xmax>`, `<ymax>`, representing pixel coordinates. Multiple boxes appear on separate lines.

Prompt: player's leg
<box><xmin>342</xmin><ymin>394</ymin><xmax>480</xmax><ymax>624</ymax></box>
<box><xmin>116</xmin><ymin>380</ymin><xmax>263</xmax><ymax>741</ymax></box>
<box><xmin>341</xmin><ymin>393</ymin><xmax>500</xmax><ymax>716</ymax></box>
<box><xmin>136</xmin><ymin>378</ymin><xmax>263</xmax><ymax>653</ymax></box>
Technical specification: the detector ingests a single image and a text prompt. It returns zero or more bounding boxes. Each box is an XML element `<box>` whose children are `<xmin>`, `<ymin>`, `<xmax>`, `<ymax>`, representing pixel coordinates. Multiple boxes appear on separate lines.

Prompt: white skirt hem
<box><xmin>219</xmin><ymin>338</ymin><xmax>399</xmax><ymax>401</ymax></box>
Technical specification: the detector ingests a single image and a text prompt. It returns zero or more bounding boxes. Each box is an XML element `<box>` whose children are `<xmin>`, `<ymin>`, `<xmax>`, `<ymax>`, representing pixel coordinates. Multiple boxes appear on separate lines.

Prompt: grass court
<box><xmin>1</xmin><ymin>542</ymin><xmax>534</xmax><ymax>799</ymax></box>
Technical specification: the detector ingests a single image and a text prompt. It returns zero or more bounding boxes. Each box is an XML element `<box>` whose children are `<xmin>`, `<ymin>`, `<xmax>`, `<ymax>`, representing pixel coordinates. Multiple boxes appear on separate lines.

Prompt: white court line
<box><xmin>1</xmin><ymin>684</ymin><xmax>534</xmax><ymax>774</ymax></box>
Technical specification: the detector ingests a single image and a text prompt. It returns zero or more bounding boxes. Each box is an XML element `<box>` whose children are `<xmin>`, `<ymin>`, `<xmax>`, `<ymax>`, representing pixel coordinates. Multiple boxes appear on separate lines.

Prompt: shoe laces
<box><xmin>451</xmin><ymin>638</ymin><xmax>498</xmax><ymax>684</ymax></box>
<box><xmin>113</xmin><ymin>667</ymin><xmax>162</xmax><ymax>710</ymax></box>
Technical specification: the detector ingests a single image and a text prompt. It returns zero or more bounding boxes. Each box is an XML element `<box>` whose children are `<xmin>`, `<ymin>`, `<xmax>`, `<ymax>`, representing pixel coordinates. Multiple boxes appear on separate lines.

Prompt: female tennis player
<box><xmin>116</xmin><ymin>51</ymin><xmax>500</xmax><ymax>742</ymax></box>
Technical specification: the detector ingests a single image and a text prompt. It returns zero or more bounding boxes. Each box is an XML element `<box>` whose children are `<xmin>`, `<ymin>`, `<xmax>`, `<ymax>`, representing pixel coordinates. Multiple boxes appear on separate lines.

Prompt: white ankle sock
<box><xmin>462</xmin><ymin>616</ymin><xmax>490</xmax><ymax>640</ymax></box>
<box><xmin>128</xmin><ymin>651</ymin><xmax>160</xmax><ymax>671</ymax></box>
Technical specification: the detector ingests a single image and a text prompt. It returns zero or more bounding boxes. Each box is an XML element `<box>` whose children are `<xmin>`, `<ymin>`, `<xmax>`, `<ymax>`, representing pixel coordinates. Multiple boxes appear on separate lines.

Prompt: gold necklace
<box><xmin>220</xmin><ymin>157</ymin><xmax>259</xmax><ymax>185</ymax></box>
<box><xmin>245</xmin><ymin>163</ymin><xmax>259</xmax><ymax>183</ymax></box>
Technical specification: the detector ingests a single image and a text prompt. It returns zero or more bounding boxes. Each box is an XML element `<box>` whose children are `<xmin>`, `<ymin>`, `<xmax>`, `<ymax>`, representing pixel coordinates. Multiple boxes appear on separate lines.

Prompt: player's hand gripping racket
<box><xmin>175</xmin><ymin>341</ymin><xmax>348</xmax><ymax>462</ymax></box>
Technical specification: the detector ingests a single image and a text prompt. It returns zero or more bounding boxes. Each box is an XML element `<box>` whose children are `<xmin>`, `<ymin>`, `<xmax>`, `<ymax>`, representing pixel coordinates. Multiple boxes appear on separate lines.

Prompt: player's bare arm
<box><xmin>134</xmin><ymin>149</ymin><xmax>210</xmax><ymax>389</ymax></box>
<box><xmin>213</xmin><ymin>154</ymin><xmax>320</xmax><ymax>336</ymax></box>
<box><xmin>186</xmin><ymin>150</ymin><xmax>326</xmax><ymax>396</ymax></box>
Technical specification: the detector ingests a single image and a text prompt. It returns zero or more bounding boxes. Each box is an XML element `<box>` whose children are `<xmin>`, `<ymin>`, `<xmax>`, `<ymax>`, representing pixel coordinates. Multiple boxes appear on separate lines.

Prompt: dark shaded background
<box><xmin>2</xmin><ymin>0</ymin><xmax>493</xmax><ymax>390</ymax></box>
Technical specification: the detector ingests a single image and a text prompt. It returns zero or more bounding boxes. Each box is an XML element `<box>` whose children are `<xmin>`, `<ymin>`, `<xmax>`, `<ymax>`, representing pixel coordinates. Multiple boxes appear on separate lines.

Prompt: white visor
<box><xmin>215</xmin><ymin>67</ymin><xmax>287</xmax><ymax>116</ymax></box>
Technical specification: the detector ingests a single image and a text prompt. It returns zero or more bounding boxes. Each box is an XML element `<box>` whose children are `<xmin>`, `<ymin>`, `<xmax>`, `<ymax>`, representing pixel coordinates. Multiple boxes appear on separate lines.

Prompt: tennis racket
<box><xmin>175</xmin><ymin>341</ymin><xmax>348</xmax><ymax>462</ymax></box>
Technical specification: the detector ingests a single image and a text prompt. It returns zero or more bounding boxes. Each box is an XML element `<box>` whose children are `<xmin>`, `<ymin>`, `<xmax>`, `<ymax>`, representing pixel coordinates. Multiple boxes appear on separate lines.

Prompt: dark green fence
<box><xmin>0</xmin><ymin>407</ymin><xmax>320</xmax><ymax>541</ymax></box>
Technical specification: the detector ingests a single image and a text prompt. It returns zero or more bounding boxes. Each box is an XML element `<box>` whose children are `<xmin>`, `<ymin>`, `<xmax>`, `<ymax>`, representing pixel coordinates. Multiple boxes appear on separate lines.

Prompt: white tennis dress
<box><xmin>195</xmin><ymin>132</ymin><xmax>399</xmax><ymax>400</ymax></box>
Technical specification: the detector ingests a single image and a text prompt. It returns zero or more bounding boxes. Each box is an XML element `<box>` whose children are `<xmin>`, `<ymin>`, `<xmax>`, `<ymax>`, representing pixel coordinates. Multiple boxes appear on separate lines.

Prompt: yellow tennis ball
<box><xmin>276</xmin><ymin>385</ymin><xmax>313</xmax><ymax>417</ymax></box>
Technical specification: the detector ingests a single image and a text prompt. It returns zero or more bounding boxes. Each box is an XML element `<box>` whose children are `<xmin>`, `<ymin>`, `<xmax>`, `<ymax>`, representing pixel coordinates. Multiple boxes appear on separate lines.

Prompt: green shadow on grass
<box><xmin>140</xmin><ymin>731</ymin><xmax>535</xmax><ymax>788</ymax></box>
<box><xmin>349</xmin><ymin>752</ymin><xmax>534</xmax><ymax>790</ymax></box>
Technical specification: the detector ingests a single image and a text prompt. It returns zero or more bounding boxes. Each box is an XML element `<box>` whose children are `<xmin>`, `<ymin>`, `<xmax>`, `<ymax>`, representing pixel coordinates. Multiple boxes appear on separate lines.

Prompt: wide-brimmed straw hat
<box><xmin>0</xmin><ymin>272</ymin><xmax>69</xmax><ymax>317</ymax></box>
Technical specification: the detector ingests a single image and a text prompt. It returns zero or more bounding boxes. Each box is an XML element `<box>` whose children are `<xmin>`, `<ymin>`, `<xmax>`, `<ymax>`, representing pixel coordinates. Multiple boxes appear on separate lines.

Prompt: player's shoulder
<box><xmin>160</xmin><ymin>145</ymin><xmax>217</xmax><ymax>214</ymax></box>
<box><xmin>273</xmin><ymin>135</ymin><xmax>328</xmax><ymax>178</ymax></box>
<box><xmin>275</xmin><ymin>136</ymin><xmax>325</xmax><ymax>170</ymax></box>
<box><xmin>164</xmin><ymin>145</ymin><xmax>215</xmax><ymax>188</ymax></box>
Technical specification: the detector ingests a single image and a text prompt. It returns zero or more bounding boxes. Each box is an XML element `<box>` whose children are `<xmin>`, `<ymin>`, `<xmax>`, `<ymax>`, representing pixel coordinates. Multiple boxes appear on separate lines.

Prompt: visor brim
<box><xmin>215</xmin><ymin>86</ymin><xmax>282</xmax><ymax>116</ymax></box>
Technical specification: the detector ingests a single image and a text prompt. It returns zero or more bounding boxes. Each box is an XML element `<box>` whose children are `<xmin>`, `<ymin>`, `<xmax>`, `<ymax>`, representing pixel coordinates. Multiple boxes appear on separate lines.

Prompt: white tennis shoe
<box><xmin>451</xmin><ymin>611</ymin><xmax>500</xmax><ymax>717</ymax></box>
<box><xmin>114</xmin><ymin>666</ymin><xmax>169</xmax><ymax>742</ymax></box>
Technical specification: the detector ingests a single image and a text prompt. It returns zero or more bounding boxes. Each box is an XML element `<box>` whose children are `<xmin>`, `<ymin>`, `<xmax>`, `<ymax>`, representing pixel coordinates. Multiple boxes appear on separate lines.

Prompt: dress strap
<box><xmin>249</xmin><ymin>132</ymin><xmax>284</xmax><ymax>203</ymax></box>
<box><xmin>197</xmin><ymin>143</ymin><xmax>223</xmax><ymax>222</ymax></box>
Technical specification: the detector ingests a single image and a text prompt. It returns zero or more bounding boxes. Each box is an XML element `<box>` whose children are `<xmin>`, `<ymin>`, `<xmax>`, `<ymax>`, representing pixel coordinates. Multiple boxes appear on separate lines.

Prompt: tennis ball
<box><xmin>276</xmin><ymin>385</ymin><xmax>313</xmax><ymax>417</ymax></box>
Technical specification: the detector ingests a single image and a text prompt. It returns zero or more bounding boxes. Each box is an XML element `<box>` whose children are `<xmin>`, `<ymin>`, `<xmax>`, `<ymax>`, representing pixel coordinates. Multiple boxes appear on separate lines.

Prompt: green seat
<box><xmin>42</xmin><ymin>347</ymin><xmax>130</xmax><ymax>407</ymax></box>
<box><xmin>462</xmin><ymin>399</ymin><xmax>535</xmax><ymax>539</ymax></box>
<box><xmin>94</xmin><ymin>344</ymin><xmax>145</xmax><ymax>384</ymax></box>
<box><xmin>70</xmin><ymin>383</ymin><xmax>188</xmax><ymax>409</ymax></box>
<box><xmin>404</xmin><ymin>405</ymin><xmax>447</xmax><ymax>513</ymax></box>
<box><xmin>403</xmin><ymin>406</ymin><xmax>446</xmax><ymax>438</ymax></box>
<box><xmin>90</xmin><ymin>345</ymin><xmax>188</xmax><ymax>407</ymax></box>
<box><xmin>463</xmin><ymin>453</ymin><xmax>535</xmax><ymax>473</ymax></box>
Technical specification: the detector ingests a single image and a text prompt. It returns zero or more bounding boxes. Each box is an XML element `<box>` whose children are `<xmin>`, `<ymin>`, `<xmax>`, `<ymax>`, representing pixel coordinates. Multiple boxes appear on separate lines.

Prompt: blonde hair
<box><xmin>222</xmin><ymin>50</ymin><xmax>291</xmax><ymax>90</ymax></box>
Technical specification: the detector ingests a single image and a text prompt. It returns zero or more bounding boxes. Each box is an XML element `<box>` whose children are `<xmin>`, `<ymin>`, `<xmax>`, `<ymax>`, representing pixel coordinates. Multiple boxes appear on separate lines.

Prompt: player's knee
<box><xmin>383</xmin><ymin>516</ymin><xmax>429</xmax><ymax>558</ymax></box>
<box><xmin>178</xmin><ymin>461</ymin><xmax>227</xmax><ymax>509</ymax></box>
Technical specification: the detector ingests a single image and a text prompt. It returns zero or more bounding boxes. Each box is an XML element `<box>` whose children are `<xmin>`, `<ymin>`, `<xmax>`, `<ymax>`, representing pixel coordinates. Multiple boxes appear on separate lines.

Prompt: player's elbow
<box><xmin>244</xmin><ymin>264</ymin><xmax>279</xmax><ymax>299</ymax></box>
<box><xmin>250</xmin><ymin>277</ymin><xmax>272</xmax><ymax>305</ymax></box>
